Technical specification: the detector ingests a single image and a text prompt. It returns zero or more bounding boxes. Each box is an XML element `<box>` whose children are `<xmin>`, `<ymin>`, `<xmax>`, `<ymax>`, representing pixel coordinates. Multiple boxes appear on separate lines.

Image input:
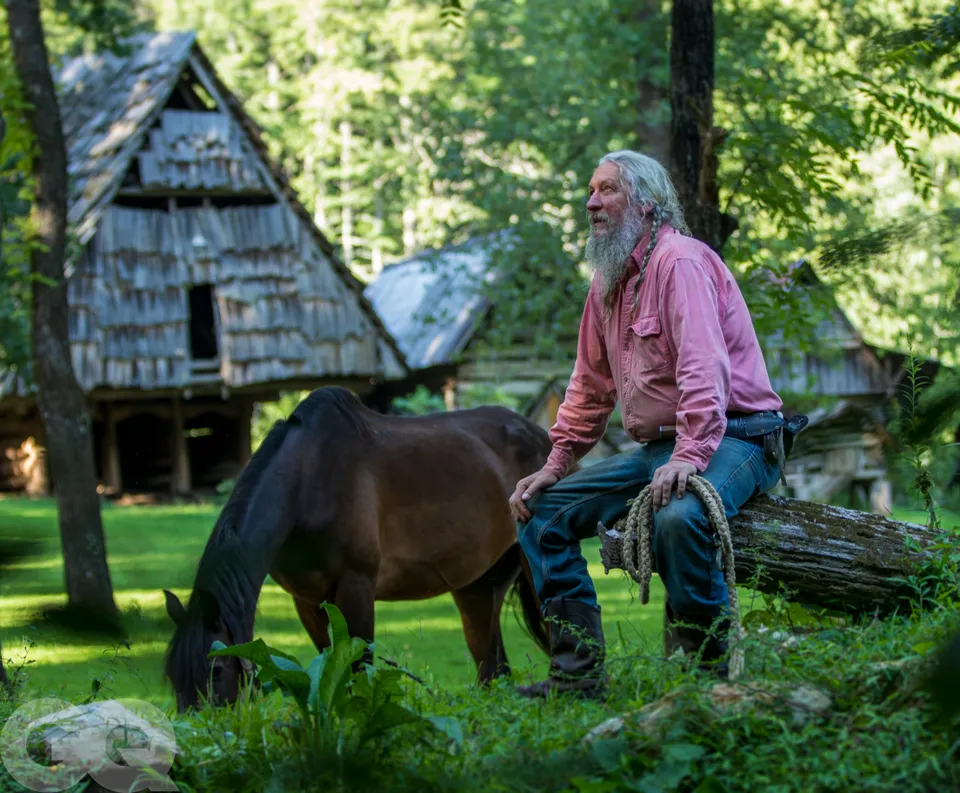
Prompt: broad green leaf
<box><xmin>361</xmin><ymin>701</ymin><xmax>425</xmax><ymax>742</ymax></box>
<box><xmin>663</xmin><ymin>743</ymin><xmax>706</xmax><ymax>763</ymax></box>
<box><xmin>209</xmin><ymin>639</ymin><xmax>309</xmax><ymax>701</ymax></box>
<box><xmin>310</xmin><ymin>609</ymin><xmax>368</xmax><ymax>719</ymax></box>
<box><xmin>322</xmin><ymin>602</ymin><xmax>352</xmax><ymax>649</ymax></box>
<box><xmin>695</xmin><ymin>778</ymin><xmax>727</xmax><ymax>793</ymax></box>
<box><xmin>306</xmin><ymin>653</ymin><xmax>329</xmax><ymax>717</ymax></box>
<box><xmin>425</xmin><ymin>715</ymin><xmax>464</xmax><ymax>746</ymax></box>
<box><xmin>589</xmin><ymin>738</ymin><xmax>626</xmax><ymax>772</ymax></box>
<box><xmin>208</xmin><ymin>638</ymin><xmax>301</xmax><ymax>669</ymax></box>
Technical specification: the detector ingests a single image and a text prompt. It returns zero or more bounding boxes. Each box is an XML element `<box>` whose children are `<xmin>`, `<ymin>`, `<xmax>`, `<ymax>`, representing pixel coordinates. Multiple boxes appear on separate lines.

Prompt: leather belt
<box><xmin>656</xmin><ymin>410</ymin><xmax>809</xmax><ymax>487</ymax></box>
<box><xmin>656</xmin><ymin>411</ymin><xmax>785</xmax><ymax>442</ymax></box>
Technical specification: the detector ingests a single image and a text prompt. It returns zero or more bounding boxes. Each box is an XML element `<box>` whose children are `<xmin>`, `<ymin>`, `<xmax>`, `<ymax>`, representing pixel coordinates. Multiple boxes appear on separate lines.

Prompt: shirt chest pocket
<box><xmin>629</xmin><ymin>314</ymin><xmax>672</xmax><ymax>375</ymax></box>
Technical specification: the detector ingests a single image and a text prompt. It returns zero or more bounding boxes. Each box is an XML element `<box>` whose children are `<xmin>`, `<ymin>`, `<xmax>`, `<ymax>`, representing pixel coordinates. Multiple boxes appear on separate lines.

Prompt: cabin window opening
<box><xmin>112</xmin><ymin>195</ymin><xmax>170</xmax><ymax>211</ymax></box>
<box><xmin>174</xmin><ymin>195</ymin><xmax>277</xmax><ymax>209</ymax></box>
<box><xmin>188</xmin><ymin>284</ymin><xmax>219</xmax><ymax>360</ymax></box>
<box><xmin>120</xmin><ymin>159</ymin><xmax>141</xmax><ymax>190</ymax></box>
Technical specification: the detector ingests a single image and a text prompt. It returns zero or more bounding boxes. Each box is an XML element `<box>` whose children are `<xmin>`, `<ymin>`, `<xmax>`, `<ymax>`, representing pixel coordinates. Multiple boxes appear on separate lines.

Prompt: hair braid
<box><xmin>631</xmin><ymin>205</ymin><xmax>664</xmax><ymax>313</ymax></box>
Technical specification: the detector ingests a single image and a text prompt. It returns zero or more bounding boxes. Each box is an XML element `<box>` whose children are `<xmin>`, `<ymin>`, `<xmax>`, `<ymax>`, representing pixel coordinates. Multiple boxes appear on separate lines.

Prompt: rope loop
<box><xmin>615</xmin><ymin>474</ymin><xmax>744</xmax><ymax>679</ymax></box>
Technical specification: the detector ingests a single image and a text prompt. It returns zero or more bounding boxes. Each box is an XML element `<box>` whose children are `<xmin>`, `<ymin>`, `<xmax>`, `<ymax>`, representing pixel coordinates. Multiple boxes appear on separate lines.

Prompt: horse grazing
<box><xmin>163</xmin><ymin>386</ymin><xmax>552</xmax><ymax>710</ymax></box>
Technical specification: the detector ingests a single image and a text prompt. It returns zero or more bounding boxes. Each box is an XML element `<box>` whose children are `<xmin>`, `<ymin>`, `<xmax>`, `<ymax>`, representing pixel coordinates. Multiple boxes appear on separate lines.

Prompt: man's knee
<box><xmin>517</xmin><ymin>508</ymin><xmax>575</xmax><ymax>557</ymax></box>
<box><xmin>653</xmin><ymin>496</ymin><xmax>706</xmax><ymax>549</ymax></box>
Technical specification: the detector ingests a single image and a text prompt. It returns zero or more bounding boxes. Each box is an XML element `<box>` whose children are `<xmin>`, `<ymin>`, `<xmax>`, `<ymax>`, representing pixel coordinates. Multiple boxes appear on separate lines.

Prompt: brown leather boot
<box><xmin>663</xmin><ymin>600</ymin><xmax>730</xmax><ymax>679</ymax></box>
<box><xmin>516</xmin><ymin>597</ymin><xmax>606</xmax><ymax>698</ymax></box>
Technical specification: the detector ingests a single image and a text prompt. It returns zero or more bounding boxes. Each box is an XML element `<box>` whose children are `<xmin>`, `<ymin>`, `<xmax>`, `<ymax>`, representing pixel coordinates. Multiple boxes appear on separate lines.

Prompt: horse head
<box><xmin>163</xmin><ymin>588</ymin><xmax>255</xmax><ymax>711</ymax></box>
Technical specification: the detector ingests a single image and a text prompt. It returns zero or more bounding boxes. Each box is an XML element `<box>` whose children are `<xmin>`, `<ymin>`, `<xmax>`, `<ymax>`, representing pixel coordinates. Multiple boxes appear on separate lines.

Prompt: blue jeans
<box><xmin>517</xmin><ymin>437</ymin><xmax>782</xmax><ymax>620</ymax></box>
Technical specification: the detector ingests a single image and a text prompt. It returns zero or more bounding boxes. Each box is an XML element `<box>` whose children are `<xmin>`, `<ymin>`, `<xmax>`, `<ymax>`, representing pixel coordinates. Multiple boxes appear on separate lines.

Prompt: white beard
<box><xmin>585</xmin><ymin>210</ymin><xmax>646</xmax><ymax>309</ymax></box>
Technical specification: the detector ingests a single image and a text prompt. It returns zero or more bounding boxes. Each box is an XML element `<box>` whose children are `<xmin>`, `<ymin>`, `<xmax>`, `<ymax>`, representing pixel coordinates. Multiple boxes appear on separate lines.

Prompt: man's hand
<box><xmin>651</xmin><ymin>460</ymin><xmax>698</xmax><ymax>511</ymax></box>
<box><xmin>509</xmin><ymin>469</ymin><xmax>560</xmax><ymax>522</ymax></box>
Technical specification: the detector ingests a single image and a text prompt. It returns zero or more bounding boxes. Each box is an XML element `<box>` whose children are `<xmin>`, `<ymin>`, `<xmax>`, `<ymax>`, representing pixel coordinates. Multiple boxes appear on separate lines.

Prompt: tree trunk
<box><xmin>596</xmin><ymin>494</ymin><xmax>937</xmax><ymax>614</ymax></box>
<box><xmin>6</xmin><ymin>0</ymin><xmax>118</xmax><ymax>616</ymax></box>
<box><xmin>634</xmin><ymin>0</ymin><xmax>671</xmax><ymax>165</ymax></box>
<box><xmin>668</xmin><ymin>0</ymin><xmax>737</xmax><ymax>252</ymax></box>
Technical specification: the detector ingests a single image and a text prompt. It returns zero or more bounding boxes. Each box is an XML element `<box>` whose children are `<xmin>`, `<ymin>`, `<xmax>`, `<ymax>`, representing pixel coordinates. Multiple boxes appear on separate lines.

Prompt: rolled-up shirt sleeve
<box><xmin>659</xmin><ymin>257</ymin><xmax>730</xmax><ymax>471</ymax></box>
<box><xmin>544</xmin><ymin>280</ymin><xmax>618</xmax><ymax>478</ymax></box>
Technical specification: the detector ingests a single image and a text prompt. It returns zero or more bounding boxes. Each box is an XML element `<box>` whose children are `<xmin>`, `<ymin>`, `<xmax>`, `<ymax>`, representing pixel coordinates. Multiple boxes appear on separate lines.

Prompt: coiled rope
<box><xmin>616</xmin><ymin>475</ymin><xmax>744</xmax><ymax>679</ymax></box>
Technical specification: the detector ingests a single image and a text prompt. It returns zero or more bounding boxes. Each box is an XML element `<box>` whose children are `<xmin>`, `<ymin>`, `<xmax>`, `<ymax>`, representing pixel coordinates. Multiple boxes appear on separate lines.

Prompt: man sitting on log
<box><xmin>509</xmin><ymin>150</ymin><xmax>790</xmax><ymax>698</ymax></box>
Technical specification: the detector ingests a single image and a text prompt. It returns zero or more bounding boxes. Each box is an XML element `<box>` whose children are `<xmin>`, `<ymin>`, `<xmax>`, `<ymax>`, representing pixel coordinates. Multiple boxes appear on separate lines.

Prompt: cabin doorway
<box><xmin>188</xmin><ymin>284</ymin><xmax>219</xmax><ymax>360</ymax></box>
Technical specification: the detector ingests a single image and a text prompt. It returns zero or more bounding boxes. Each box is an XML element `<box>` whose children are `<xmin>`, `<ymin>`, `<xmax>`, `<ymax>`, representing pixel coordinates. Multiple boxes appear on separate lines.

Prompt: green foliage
<box><xmin>858</xmin><ymin>2</ymin><xmax>960</xmax><ymax>78</ymax></box>
<box><xmin>166</xmin><ymin>604</ymin><xmax>960</xmax><ymax>792</ymax></box>
<box><xmin>141</xmin><ymin>0</ymin><xmax>960</xmax><ymax>372</ymax></box>
<box><xmin>2</xmin><ymin>498</ymin><xmax>960</xmax><ymax>791</ymax></box>
<box><xmin>0</xmin><ymin>0</ymin><xmax>148</xmax><ymax>379</ymax></box>
<box><xmin>391</xmin><ymin>385</ymin><xmax>447</xmax><ymax>416</ymax></box>
<box><xmin>887</xmin><ymin>351</ymin><xmax>960</xmax><ymax>523</ymax></box>
<box><xmin>456</xmin><ymin>382</ymin><xmax>523</xmax><ymax>411</ymax></box>
<box><xmin>207</xmin><ymin>603</ymin><xmax>461</xmax><ymax>755</ymax></box>
<box><xmin>251</xmin><ymin>391</ymin><xmax>309</xmax><ymax>451</ymax></box>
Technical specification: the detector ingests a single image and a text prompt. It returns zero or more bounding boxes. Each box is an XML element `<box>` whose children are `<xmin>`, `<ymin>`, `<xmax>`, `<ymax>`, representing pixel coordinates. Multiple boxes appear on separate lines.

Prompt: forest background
<box><xmin>1</xmin><ymin>0</ymin><xmax>960</xmax><ymax>501</ymax></box>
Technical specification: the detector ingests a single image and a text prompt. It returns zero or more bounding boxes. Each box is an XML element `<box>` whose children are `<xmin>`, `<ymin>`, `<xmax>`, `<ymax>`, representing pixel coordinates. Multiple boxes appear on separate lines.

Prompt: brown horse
<box><xmin>163</xmin><ymin>386</ymin><xmax>551</xmax><ymax>710</ymax></box>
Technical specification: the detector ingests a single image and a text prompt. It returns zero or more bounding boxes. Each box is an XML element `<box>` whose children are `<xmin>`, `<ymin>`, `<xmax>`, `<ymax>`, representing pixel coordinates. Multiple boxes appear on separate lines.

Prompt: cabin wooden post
<box><xmin>171</xmin><ymin>396</ymin><xmax>192</xmax><ymax>495</ymax></box>
<box><xmin>443</xmin><ymin>377</ymin><xmax>457</xmax><ymax>411</ymax></box>
<box><xmin>870</xmin><ymin>476</ymin><xmax>892</xmax><ymax>515</ymax></box>
<box><xmin>103</xmin><ymin>403</ymin><xmax>122</xmax><ymax>494</ymax></box>
<box><xmin>238</xmin><ymin>399</ymin><xmax>253</xmax><ymax>467</ymax></box>
<box><xmin>22</xmin><ymin>436</ymin><xmax>49</xmax><ymax>497</ymax></box>
<box><xmin>545</xmin><ymin>391</ymin><xmax>561</xmax><ymax>428</ymax></box>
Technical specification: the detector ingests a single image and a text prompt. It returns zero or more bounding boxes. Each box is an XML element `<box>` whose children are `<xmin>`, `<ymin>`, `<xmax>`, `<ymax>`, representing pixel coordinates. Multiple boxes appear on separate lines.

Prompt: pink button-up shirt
<box><xmin>544</xmin><ymin>225</ymin><xmax>783</xmax><ymax>477</ymax></box>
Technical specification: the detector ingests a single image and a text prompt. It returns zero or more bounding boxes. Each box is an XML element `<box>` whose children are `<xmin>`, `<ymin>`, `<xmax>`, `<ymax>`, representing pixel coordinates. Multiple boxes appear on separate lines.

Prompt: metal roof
<box><xmin>364</xmin><ymin>234</ymin><xmax>514</xmax><ymax>369</ymax></box>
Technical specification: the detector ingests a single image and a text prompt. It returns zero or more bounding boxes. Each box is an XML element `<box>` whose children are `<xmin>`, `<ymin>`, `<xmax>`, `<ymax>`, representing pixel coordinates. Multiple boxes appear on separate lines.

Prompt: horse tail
<box><xmin>508</xmin><ymin>546</ymin><xmax>550</xmax><ymax>655</ymax></box>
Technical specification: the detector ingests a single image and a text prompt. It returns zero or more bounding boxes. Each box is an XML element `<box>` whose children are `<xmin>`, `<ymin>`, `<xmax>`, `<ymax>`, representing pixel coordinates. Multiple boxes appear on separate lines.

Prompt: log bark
<box><xmin>6</xmin><ymin>0</ymin><xmax>117</xmax><ymax>616</ymax></box>
<box><xmin>596</xmin><ymin>494</ymin><xmax>937</xmax><ymax>613</ymax></box>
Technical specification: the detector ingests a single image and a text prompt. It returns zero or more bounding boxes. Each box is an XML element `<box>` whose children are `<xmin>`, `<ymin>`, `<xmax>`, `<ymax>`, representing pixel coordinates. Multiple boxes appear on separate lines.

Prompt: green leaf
<box><xmin>209</xmin><ymin>639</ymin><xmax>309</xmax><ymax>702</ymax></box>
<box><xmin>663</xmin><ymin>742</ymin><xmax>706</xmax><ymax>763</ymax></box>
<box><xmin>589</xmin><ymin>738</ymin><xmax>626</xmax><ymax>772</ymax></box>
<box><xmin>361</xmin><ymin>701</ymin><xmax>425</xmax><ymax>742</ymax></box>
<box><xmin>323</xmin><ymin>601</ymin><xmax>352</xmax><ymax>648</ymax></box>
<box><xmin>208</xmin><ymin>638</ymin><xmax>301</xmax><ymax>669</ymax></box>
<box><xmin>695</xmin><ymin>778</ymin><xmax>727</xmax><ymax>793</ymax></box>
<box><xmin>306</xmin><ymin>653</ymin><xmax>329</xmax><ymax>717</ymax></box>
<box><xmin>425</xmin><ymin>715</ymin><xmax>464</xmax><ymax>746</ymax></box>
<box><xmin>307</xmin><ymin>603</ymin><xmax>369</xmax><ymax>719</ymax></box>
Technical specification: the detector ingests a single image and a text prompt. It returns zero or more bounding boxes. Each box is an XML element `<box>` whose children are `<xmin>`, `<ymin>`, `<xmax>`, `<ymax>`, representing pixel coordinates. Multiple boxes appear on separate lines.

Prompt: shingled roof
<box><xmin>1</xmin><ymin>31</ymin><xmax>407</xmax><ymax>399</ymax></box>
<box><xmin>57</xmin><ymin>32</ymin><xmax>198</xmax><ymax>241</ymax></box>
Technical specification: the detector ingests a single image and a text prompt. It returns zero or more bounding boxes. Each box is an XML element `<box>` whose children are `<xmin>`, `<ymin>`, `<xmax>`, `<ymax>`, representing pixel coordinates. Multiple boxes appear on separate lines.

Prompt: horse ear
<box><xmin>195</xmin><ymin>588</ymin><xmax>223</xmax><ymax>633</ymax></box>
<box><xmin>163</xmin><ymin>589</ymin><xmax>187</xmax><ymax>627</ymax></box>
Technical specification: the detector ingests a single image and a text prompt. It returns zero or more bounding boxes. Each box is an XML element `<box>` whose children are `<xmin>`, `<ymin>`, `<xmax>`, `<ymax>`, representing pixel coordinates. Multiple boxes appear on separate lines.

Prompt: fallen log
<box><xmin>596</xmin><ymin>494</ymin><xmax>941</xmax><ymax>613</ymax></box>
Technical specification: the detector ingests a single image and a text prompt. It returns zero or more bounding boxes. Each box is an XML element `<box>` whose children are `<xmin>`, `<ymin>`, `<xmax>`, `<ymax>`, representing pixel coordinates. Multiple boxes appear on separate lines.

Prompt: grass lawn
<box><xmin>1</xmin><ymin>496</ymin><xmax>956</xmax><ymax>711</ymax></box>
<box><xmin>0</xmin><ymin>497</ymin><xmax>667</xmax><ymax>709</ymax></box>
<box><xmin>3</xmin><ymin>496</ymin><xmax>957</xmax><ymax>793</ymax></box>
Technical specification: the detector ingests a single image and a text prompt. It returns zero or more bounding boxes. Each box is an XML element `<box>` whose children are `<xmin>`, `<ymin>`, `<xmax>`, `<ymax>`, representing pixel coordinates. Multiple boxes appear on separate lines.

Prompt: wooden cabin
<box><xmin>0</xmin><ymin>32</ymin><xmax>406</xmax><ymax>495</ymax></box>
<box><xmin>366</xmin><ymin>244</ymin><xmax>907</xmax><ymax>511</ymax></box>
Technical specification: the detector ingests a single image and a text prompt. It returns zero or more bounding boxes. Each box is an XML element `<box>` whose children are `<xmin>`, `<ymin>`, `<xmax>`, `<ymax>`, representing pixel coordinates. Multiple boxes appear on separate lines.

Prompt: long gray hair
<box><xmin>598</xmin><ymin>150</ymin><xmax>690</xmax><ymax>308</ymax></box>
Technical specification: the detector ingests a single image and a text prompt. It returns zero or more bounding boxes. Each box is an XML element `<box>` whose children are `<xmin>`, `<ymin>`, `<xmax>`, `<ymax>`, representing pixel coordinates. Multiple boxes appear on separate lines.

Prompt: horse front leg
<box><xmin>332</xmin><ymin>571</ymin><xmax>377</xmax><ymax>667</ymax></box>
<box><xmin>293</xmin><ymin>597</ymin><xmax>332</xmax><ymax>655</ymax></box>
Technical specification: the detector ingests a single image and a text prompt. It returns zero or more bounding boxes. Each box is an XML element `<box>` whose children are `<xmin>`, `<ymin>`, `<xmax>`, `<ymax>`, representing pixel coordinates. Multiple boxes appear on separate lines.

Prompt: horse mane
<box><xmin>288</xmin><ymin>386</ymin><xmax>371</xmax><ymax>436</ymax></box>
<box><xmin>165</xmin><ymin>387</ymin><xmax>371</xmax><ymax>703</ymax></box>
<box><xmin>165</xmin><ymin>417</ymin><xmax>292</xmax><ymax>704</ymax></box>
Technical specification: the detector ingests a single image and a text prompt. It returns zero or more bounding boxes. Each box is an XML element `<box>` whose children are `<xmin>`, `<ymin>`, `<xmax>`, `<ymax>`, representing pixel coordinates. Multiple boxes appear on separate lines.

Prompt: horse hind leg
<box><xmin>452</xmin><ymin>551</ymin><xmax>519</xmax><ymax>685</ymax></box>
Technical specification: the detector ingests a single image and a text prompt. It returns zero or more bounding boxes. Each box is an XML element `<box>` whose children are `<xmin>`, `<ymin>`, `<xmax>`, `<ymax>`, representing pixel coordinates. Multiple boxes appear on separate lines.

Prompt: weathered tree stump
<box><xmin>597</xmin><ymin>494</ymin><xmax>939</xmax><ymax>613</ymax></box>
